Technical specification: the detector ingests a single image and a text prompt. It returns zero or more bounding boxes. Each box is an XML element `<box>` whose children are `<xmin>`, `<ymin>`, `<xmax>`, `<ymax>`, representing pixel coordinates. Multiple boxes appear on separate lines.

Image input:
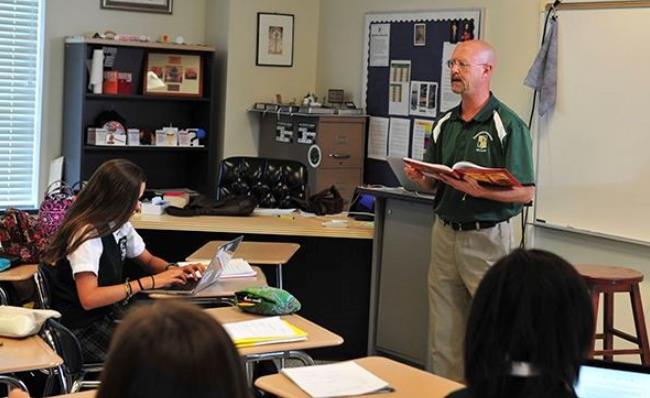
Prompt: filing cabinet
<box><xmin>256</xmin><ymin>111</ymin><xmax>367</xmax><ymax>205</ymax></box>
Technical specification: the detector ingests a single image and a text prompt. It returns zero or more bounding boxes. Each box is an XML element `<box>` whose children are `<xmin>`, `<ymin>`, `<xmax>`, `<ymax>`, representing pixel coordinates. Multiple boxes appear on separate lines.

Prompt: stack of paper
<box><xmin>281</xmin><ymin>361</ymin><xmax>393</xmax><ymax>398</ymax></box>
<box><xmin>223</xmin><ymin>316</ymin><xmax>307</xmax><ymax>348</ymax></box>
<box><xmin>220</xmin><ymin>258</ymin><xmax>256</xmax><ymax>278</ymax></box>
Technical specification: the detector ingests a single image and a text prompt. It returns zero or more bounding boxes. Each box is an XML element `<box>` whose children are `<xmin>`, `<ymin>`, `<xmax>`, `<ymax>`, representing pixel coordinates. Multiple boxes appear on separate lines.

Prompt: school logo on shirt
<box><xmin>473</xmin><ymin>131</ymin><xmax>492</xmax><ymax>153</ymax></box>
<box><xmin>118</xmin><ymin>236</ymin><xmax>127</xmax><ymax>261</ymax></box>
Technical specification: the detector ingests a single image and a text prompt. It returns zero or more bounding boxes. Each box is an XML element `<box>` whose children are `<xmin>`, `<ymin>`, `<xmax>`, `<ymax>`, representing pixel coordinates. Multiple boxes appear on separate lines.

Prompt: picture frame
<box><xmin>414</xmin><ymin>23</ymin><xmax>426</xmax><ymax>46</ymax></box>
<box><xmin>100</xmin><ymin>0</ymin><xmax>173</xmax><ymax>14</ymax></box>
<box><xmin>256</xmin><ymin>12</ymin><xmax>294</xmax><ymax>67</ymax></box>
<box><xmin>143</xmin><ymin>53</ymin><xmax>202</xmax><ymax>97</ymax></box>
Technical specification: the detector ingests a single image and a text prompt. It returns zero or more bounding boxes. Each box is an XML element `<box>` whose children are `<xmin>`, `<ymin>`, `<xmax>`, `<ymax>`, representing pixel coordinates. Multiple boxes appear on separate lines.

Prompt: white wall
<box><xmin>41</xmin><ymin>0</ymin><xmax>207</xmax><ymax>196</ymax></box>
<box><xmin>215</xmin><ymin>0</ymin><xmax>320</xmax><ymax>159</ymax></box>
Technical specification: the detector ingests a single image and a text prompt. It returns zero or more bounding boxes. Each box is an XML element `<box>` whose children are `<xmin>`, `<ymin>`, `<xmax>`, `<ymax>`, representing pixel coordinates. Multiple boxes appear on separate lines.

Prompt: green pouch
<box><xmin>235</xmin><ymin>287</ymin><xmax>301</xmax><ymax>315</ymax></box>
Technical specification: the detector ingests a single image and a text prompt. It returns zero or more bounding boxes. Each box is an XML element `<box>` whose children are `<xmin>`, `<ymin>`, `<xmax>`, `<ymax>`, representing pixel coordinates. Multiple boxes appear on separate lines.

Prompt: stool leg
<box><xmin>590</xmin><ymin>287</ymin><xmax>600</xmax><ymax>358</ymax></box>
<box><xmin>603</xmin><ymin>292</ymin><xmax>614</xmax><ymax>361</ymax></box>
<box><xmin>630</xmin><ymin>284</ymin><xmax>650</xmax><ymax>365</ymax></box>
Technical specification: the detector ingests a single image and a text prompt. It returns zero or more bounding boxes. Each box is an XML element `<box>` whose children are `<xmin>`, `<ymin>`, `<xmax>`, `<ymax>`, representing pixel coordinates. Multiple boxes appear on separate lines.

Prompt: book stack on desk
<box><xmin>223</xmin><ymin>316</ymin><xmax>308</xmax><ymax>348</ymax></box>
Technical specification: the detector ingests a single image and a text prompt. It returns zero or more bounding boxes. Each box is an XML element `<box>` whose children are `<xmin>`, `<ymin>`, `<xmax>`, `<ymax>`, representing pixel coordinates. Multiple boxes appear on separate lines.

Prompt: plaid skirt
<box><xmin>72</xmin><ymin>305</ymin><xmax>126</xmax><ymax>363</ymax></box>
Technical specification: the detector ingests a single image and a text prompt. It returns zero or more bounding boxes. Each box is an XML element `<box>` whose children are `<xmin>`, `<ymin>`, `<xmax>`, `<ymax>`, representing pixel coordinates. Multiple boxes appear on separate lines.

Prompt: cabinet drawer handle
<box><xmin>329</xmin><ymin>153</ymin><xmax>351</xmax><ymax>159</ymax></box>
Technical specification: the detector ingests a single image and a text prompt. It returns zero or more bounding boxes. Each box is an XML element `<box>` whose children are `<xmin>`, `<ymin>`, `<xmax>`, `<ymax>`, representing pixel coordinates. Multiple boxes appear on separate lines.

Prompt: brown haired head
<box><xmin>42</xmin><ymin>158</ymin><xmax>146</xmax><ymax>264</ymax></box>
<box><xmin>97</xmin><ymin>301</ymin><xmax>250</xmax><ymax>398</ymax></box>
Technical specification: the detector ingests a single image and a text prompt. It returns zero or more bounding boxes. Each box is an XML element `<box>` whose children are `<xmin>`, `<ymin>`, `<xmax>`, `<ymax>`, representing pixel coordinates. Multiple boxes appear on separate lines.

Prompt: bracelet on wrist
<box><xmin>150</xmin><ymin>274</ymin><xmax>156</xmax><ymax>289</ymax></box>
<box><xmin>136</xmin><ymin>278</ymin><xmax>144</xmax><ymax>291</ymax></box>
<box><xmin>122</xmin><ymin>278</ymin><xmax>133</xmax><ymax>305</ymax></box>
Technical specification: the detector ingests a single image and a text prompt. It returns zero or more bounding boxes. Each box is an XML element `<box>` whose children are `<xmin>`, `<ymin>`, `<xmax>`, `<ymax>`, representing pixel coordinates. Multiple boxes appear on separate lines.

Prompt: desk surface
<box><xmin>255</xmin><ymin>356</ymin><xmax>463</xmax><ymax>398</ymax></box>
<box><xmin>0</xmin><ymin>335</ymin><xmax>63</xmax><ymax>373</ymax></box>
<box><xmin>205</xmin><ymin>307</ymin><xmax>343</xmax><ymax>356</ymax></box>
<box><xmin>187</xmin><ymin>241</ymin><xmax>300</xmax><ymax>264</ymax></box>
<box><xmin>0</xmin><ymin>264</ymin><xmax>38</xmax><ymax>282</ymax></box>
<box><xmin>131</xmin><ymin>213</ymin><xmax>373</xmax><ymax>240</ymax></box>
<box><xmin>51</xmin><ymin>391</ymin><xmax>96</xmax><ymax>398</ymax></box>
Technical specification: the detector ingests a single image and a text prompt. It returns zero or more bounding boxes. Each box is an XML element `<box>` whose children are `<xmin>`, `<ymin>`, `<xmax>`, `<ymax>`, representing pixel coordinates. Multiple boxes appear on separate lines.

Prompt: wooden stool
<box><xmin>575</xmin><ymin>264</ymin><xmax>650</xmax><ymax>365</ymax></box>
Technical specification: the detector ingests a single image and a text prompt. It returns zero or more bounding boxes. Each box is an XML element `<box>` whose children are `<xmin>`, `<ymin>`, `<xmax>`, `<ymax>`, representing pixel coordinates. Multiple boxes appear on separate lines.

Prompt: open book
<box><xmin>223</xmin><ymin>316</ymin><xmax>308</xmax><ymax>348</ymax></box>
<box><xmin>403</xmin><ymin>157</ymin><xmax>522</xmax><ymax>188</ymax></box>
<box><xmin>281</xmin><ymin>361</ymin><xmax>393</xmax><ymax>398</ymax></box>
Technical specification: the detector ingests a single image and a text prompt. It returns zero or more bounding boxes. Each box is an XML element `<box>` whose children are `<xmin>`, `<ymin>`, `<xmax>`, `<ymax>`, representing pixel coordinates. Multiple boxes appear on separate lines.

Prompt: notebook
<box><xmin>145</xmin><ymin>235</ymin><xmax>243</xmax><ymax>295</ymax></box>
<box><xmin>223</xmin><ymin>316</ymin><xmax>308</xmax><ymax>348</ymax></box>
<box><xmin>575</xmin><ymin>359</ymin><xmax>650</xmax><ymax>397</ymax></box>
<box><xmin>386</xmin><ymin>156</ymin><xmax>436</xmax><ymax>198</ymax></box>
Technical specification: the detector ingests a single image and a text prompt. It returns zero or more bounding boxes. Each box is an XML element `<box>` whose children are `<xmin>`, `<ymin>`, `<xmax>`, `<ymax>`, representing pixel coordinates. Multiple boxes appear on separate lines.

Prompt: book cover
<box><xmin>403</xmin><ymin>158</ymin><xmax>522</xmax><ymax>188</ymax></box>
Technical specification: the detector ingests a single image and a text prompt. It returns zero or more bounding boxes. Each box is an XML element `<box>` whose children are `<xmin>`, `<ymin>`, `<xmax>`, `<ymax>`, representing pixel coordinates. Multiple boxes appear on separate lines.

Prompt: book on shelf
<box><xmin>280</xmin><ymin>361</ymin><xmax>393</xmax><ymax>398</ymax></box>
<box><xmin>223</xmin><ymin>316</ymin><xmax>308</xmax><ymax>348</ymax></box>
<box><xmin>403</xmin><ymin>157</ymin><xmax>522</xmax><ymax>188</ymax></box>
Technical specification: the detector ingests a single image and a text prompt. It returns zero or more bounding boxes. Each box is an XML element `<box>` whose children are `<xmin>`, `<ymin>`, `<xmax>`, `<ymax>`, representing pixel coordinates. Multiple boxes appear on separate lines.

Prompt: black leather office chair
<box><xmin>217</xmin><ymin>156</ymin><xmax>308</xmax><ymax>208</ymax></box>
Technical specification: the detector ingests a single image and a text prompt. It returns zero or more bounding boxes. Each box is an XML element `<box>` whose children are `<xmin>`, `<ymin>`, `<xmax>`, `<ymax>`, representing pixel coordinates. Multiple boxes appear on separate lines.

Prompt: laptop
<box><xmin>386</xmin><ymin>157</ymin><xmax>436</xmax><ymax>197</ymax></box>
<box><xmin>575</xmin><ymin>359</ymin><xmax>650</xmax><ymax>397</ymax></box>
<box><xmin>145</xmin><ymin>236</ymin><xmax>243</xmax><ymax>296</ymax></box>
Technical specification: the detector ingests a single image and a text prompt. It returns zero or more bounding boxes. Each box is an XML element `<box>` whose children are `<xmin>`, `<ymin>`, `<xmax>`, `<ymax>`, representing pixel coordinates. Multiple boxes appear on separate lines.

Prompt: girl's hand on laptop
<box><xmin>181</xmin><ymin>263</ymin><xmax>206</xmax><ymax>279</ymax></box>
<box><xmin>154</xmin><ymin>267</ymin><xmax>188</xmax><ymax>287</ymax></box>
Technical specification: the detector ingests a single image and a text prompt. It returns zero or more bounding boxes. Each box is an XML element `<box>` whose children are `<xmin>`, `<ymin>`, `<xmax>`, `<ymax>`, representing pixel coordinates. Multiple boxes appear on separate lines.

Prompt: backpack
<box><xmin>292</xmin><ymin>185</ymin><xmax>344</xmax><ymax>215</ymax></box>
<box><xmin>0</xmin><ymin>209</ymin><xmax>48</xmax><ymax>264</ymax></box>
<box><xmin>38</xmin><ymin>182</ymin><xmax>75</xmax><ymax>239</ymax></box>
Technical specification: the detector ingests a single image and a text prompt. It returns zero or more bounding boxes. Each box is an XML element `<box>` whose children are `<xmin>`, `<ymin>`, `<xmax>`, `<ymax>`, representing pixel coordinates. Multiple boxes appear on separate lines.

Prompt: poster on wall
<box><xmin>389</xmin><ymin>60</ymin><xmax>411</xmax><ymax>116</ymax></box>
<box><xmin>388</xmin><ymin>117</ymin><xmax>411</xmax><ymax>158</ymax></box>
<box><xmin>409</xmin><ymin>81</ymin><xmax>438</xmax><ymax>118</ymax></box>
<box><xmin>369</xmin><ymin>23</ymin><xmax>391</xmax><ymax>67</ymax></box>
<box><xmin>412</xmin><ymin>119</ymin><xmax>434</xmax><ymax>160</ymax></box>
<box><xmin>368</xmin><ymin>116</ymin><xmax>389</xmax><ymax>160</ymax></box>
<box><xmin>440</xmin><ymin>42</ymin><xmax>461</xmax><ymax>112</ymax></box>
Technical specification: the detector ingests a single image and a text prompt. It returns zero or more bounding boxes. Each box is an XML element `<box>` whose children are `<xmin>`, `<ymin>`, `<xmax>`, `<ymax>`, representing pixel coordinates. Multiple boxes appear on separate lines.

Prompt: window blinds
<box><xmin>0</xmin><ymin>0</ymin><xmax>42</xmax><ymax>209</ymax></box>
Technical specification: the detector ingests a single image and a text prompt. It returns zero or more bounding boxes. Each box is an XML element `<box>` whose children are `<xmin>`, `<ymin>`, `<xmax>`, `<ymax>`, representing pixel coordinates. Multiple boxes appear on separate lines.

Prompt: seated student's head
<box><xmin>464</xmin><ymin>249</ymin><xmax>594</xmax><ymax>398</ymax></box>
<box><xmin>96</xmin><ymin>301</ymin><xmax>250</xmax><ymax>398</ymax></box>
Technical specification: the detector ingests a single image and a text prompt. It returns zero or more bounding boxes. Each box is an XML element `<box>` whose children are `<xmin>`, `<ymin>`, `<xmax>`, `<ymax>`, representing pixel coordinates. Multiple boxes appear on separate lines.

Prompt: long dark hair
<box><xmin>42</xmin><ymin>159</ymin><xmax>146</xmax><ymax>264</ymax></box>
<box><xmin>464</xmin><ymin>249</ymin><xmax>594</xmax><ymax>398</ymax></box>
<box><xmin>97</xmin><ymin>301</ymin><xmax>250</xmax><ymax>398</ymax></box>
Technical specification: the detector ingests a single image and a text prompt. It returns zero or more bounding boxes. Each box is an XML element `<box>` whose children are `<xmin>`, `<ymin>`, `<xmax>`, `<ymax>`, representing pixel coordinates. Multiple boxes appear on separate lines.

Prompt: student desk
<box><xmin>255</xmin><ymin>356</ymin><xmax>463</xmax><ymax>398</ymax></box>
<box><xmin>0</xmin><ymin>335</ymin><xmax>64</xmax><ymax>392</ymax></box>
<box><xmin>187</xmin><ymin>240</ymin><xmax>300</xmax><ymax>289</ymax></box>
<box><xmin>205</xmin><ymin>306</ymin><xmax>343</xmax><ymax>382</ymax></box>
<box><xmin>0</xmin><ymin>264</ymin><xmax>38</xmax><ymax>305</ymax></box>
<box><xmin>132</xmin><ymin>213</ymin><xmax>373</xmax><ymax>360</ymax></box>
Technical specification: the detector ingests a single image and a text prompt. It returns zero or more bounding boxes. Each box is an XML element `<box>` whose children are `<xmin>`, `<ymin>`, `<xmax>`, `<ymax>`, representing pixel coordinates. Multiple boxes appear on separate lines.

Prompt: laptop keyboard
<box><xmin>164</xmin><ymin>278</ymin><xmax>199</xmax><ymax>291</ymax></box>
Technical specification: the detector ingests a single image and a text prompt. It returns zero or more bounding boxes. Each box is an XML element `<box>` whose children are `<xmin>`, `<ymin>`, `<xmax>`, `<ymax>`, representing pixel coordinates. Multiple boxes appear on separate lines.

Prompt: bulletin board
<box><xmin>361</xmin><ymin>10</ymin><xmax>482</xmax><ymax>186</ymax></box>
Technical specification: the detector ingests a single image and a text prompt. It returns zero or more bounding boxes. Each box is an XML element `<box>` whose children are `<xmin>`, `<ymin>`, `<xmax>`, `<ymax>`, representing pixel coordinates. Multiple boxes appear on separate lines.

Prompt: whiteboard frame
<box><xmin>360</xmin><ymin>9</ymin><xmax>484</xmax><ymax>108</ymax></box>
<box><xmin>531</xmin><ymin>1</ymin><xmax>650</xmax><ymax>246</ymax></box>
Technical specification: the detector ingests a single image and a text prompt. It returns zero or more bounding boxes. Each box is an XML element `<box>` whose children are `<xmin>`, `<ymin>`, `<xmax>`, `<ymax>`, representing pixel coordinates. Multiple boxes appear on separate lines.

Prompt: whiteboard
<box><xmin>535</xmin><ymin>5</ymin><xmax>650</xmax><ymax>244</ymax></box>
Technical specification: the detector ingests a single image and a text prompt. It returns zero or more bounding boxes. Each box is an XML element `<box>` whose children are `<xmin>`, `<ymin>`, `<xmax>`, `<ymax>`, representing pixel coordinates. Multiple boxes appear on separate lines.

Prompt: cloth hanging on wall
<box><xmin>524</xmin><ymin>15</ymin><xmax>558</xmax><ymax>116</ymax></box>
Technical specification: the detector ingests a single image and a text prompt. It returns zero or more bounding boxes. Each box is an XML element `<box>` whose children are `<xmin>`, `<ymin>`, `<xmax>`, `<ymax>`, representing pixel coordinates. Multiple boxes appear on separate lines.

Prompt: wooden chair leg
<box><xmin>630</xmin><ymin>284</ymin><xmax>650</xmax><ymax>365</ymax></box>
<box><xmin>603</xmin><ymin>292</ymin><xmax>614</xmax><ymax>361</ymax></box>
<box><xmin>590</xmin><ymin>287</ymin><xmax>600</xmax><ymax>358</ymax></box>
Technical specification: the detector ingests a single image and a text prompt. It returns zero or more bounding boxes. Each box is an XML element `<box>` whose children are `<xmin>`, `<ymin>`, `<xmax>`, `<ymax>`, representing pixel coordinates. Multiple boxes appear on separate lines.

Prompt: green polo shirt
<box><xmin>423</xmin><ymin>94</ymin><xmax>534</xmax><ymax>223</ymax></box>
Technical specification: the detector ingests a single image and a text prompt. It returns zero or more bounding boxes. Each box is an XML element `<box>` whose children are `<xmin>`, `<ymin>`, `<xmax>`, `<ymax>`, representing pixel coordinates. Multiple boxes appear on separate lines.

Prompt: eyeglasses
<box><xmin>446</xmin><ymin>59</ymin><xmax>489</xmax><ymax>70</ymax></box>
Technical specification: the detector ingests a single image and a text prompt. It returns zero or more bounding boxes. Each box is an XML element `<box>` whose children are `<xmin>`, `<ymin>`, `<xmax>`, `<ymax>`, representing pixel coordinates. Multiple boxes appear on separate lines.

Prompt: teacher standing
<box><xmin>405</xmin><ymin>39</ymin><xmax>535</xmax><ymax>382</ymax></box>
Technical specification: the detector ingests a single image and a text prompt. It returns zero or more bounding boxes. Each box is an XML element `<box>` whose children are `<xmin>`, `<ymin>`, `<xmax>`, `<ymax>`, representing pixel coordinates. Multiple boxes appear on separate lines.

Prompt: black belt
<box><xmin>441</xmin><ymin>219</ymin><xmax>506</xmax><ymax>231</ymax></box>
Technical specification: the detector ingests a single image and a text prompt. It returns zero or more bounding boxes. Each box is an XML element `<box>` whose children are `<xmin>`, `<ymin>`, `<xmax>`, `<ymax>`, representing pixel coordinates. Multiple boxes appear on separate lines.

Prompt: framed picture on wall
<box><xmin>256</xmin><ymin>12</ymin><xmax>294</xmax><ymax>67</ymax></box>
<box><xmin>143</xmin><ymin>53</ymin><xmax>202</xmax><ymax>97</ymax></box>
<box><xmin>100</xmin><ymin>0</ymin><xmax>173</xmax><ymax>14</ymax></box>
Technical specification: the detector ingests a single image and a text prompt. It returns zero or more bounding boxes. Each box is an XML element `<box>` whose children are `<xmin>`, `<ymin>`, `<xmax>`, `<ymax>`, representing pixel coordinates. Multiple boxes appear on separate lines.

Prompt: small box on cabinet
<box><xmin>87</xmin><ymin>128</ymin><xmax>126</xmax><ymax>145</ymax></box>
<box><xmin>155</xmin><ymin>127</ymin><xmax>178</xmax><ymax>146</ymax></box>
<box><xmin>127</xmin><ymin>128</ymin><xmax>140</xmax><ymax>146</ymax></box>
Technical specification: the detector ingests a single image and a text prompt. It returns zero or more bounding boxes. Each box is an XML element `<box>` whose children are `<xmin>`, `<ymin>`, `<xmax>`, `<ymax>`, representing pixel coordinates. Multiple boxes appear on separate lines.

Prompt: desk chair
<box><xmin>34</xmin><ymin>267</ymin><xmax>103</xmax><ymax>394</ymax></box>
<box><xmin>0</xmin><ymin>263</ymin><xmax>38</xmax><ymax>305</ymax></box>
<box><xmin>575</xmin><ymin>264</ymin><xmax>650</xmax><ymax>365</ymax></box>
<box><xmin>0</xmin><ymin>375</ymin><xmax>28</xmax><ymax>395</ymax></box>
<box><xmin>217</xmin><ymin>156</ymin><xmax>308</xmax><ymax>208</ymax></box>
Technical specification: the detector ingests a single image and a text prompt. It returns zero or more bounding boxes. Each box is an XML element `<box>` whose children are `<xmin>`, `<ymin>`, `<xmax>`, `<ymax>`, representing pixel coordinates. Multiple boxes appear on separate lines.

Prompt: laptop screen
<box><xmin>575</xmin><ymin>360</ymin><xmax>650</xmax><ymax>398</ymax></box>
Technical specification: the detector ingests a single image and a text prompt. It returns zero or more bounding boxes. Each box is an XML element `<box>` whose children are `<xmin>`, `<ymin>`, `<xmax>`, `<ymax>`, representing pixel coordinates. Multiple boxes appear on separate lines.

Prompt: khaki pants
<box><xmin>428</xmin><ymin>217</ymin><xmax>513</xmax><ymax>382</ymax></box>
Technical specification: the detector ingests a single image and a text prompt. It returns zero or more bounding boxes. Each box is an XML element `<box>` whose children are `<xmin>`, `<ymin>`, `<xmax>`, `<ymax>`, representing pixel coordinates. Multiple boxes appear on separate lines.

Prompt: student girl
<box><xmin>40</xmin><ymin>159</ymin><xmax>204</xmax><ymax>362</ymax></box>
<box><xmin>446</xmin><ymin>249</ymin><xmax>594</xmax><ymax>398</ymax></box>
<box><xmin>10</xmin><ymin>301</ymin><xmax>250</xmax><ymax>398</ymax></box>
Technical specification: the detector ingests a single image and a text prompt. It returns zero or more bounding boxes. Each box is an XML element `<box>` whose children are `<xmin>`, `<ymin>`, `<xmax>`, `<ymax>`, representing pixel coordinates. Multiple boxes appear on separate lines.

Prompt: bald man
<box><xmin>405</xmin><ymin>40</ymin><xmax>535</xmax><ymax>381</ymax></box>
